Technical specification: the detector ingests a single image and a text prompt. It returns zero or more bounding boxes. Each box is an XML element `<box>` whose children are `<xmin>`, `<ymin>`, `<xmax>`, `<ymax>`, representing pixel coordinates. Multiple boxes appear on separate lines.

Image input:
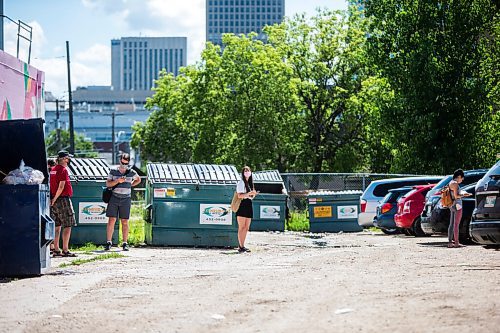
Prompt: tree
<box><xmin>45</xmin><ymin>130</ymin><xmax>98</xmax><ymax>158</ymax></box>
<box><xmin>365</xmin><ymin>0</ymin><xmax>498</xmax><ymax>174</ymax></box>
<box><xmin>265</xmin><ymin>8</ymin><xmax>388</xmax><ymax>172</ymax></box>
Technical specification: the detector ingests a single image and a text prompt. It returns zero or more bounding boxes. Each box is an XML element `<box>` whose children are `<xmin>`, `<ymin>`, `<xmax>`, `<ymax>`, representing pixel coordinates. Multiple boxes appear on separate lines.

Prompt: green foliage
<box><xmin>365</xmin><ymin>0</ymin><xmax>498</xmax><ymax>173</ymax></box>
<box><xmin>286</xmin><ymin>211</ymin><xmax>310</xmax><ymax>232</ymax></box>
<box><xmin>119</xmin><ymin>204</ymin><xmax>145</xmax><ymax>245</ymax></box>
<box><xmin>132</xmin><ymin>9</ymin><xmax>388</xmax><ymax>172</ymax></box>
<box><xmin>45</xmin><ymin>129</ymin><xmax>98</xmax><ymax>158</ymax></box>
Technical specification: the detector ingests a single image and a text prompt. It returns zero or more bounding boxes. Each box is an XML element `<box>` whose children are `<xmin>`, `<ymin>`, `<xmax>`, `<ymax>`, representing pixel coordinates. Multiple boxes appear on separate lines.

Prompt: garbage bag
<box><xmin>2</xmin><ymin>160</ymin><xmax>45</xmax><ymax>185</ymax></box>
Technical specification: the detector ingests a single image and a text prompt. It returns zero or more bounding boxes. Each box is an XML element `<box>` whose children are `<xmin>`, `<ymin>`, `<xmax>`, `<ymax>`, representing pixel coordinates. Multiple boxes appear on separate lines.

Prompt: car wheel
<box><xmin>459</xmin><ymin>218</ymin><xmax>472</xmax><ymax>244</ymax></box>
<box><xmin>381</xmin><ymin>228</ymin><xmax>400</xmax><ymax>235</ymax></box>
<box><xmin>412</xmin><ymin>217</ymin><xmax>430</xmax><ymax>237</ymax></box>
<box><xmin>404</xmin><ymin>228</ymin><xmax>415</xmax><ymax>236</ymax></box>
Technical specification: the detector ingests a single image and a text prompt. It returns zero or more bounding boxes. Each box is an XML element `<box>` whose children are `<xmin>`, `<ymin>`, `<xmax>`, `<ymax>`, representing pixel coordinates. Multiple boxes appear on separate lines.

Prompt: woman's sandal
<box><xmin>52</xmin><ymin>250</ymin><xmax>62</xmax><ymax>257</ymax></box>
<box><xmin>62</xmin><ymin>251</ymin><xmax>77</xmax><ymax>257</ymax></box>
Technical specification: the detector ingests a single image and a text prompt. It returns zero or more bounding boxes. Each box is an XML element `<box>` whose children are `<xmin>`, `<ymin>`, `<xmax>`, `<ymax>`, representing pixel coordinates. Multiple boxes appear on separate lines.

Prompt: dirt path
<box><xmin>1</xmin><ymin>231</ymin><xmax>499</xmax><ymax>333</ymax></box>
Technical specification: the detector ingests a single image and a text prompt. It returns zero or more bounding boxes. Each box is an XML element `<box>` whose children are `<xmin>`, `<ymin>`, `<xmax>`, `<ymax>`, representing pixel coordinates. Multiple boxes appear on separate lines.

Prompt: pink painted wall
<box><xmin>0</xmin><ymin>50</ymin><xmax>45</xmax><ymax>120</ymax></box>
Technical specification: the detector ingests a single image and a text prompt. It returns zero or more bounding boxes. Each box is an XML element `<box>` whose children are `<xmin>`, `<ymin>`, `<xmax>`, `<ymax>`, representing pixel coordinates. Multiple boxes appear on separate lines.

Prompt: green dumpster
<box><xmin>250</xmin><ymin>170</ymin><xmax>288</xmax><ymax>232</ymax></box>
<box><xmin>68</xmin><ymin>158</ymin><xmax>119</xmax><ymax>245</ymax></box>
<box><xmin>145</xmin><ymin>163</ymin><xmax>239</xmax><ymax>247</ymax></box>
<box><xmin>308</xmin><ymin>190</ymin><xmax>363</xmax><ymax>233</ymax></box>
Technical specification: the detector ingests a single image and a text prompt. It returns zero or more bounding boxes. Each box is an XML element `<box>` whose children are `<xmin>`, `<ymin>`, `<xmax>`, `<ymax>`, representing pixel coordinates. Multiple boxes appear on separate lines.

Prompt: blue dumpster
<box><xmin>0</xmin><ymin>119</ymin><xmax>55</xmax><ymax>277</ymax></box>
<box><xmin>68</xmin><ymin>158</ymin><xmax>119</xmax><ymax>245</ymax></box>
<box><xmin>145</xmin><ymin>163</ymin><xmax>239</xmax><ymax>247</ymax></box>
<box><xmin>250</xmin><ymin>170</ymin><xmax>288</xmax><ymax>232</ymax></box>
<box><xmin>308</xmin><ymin>190</ymin><xmax>363</xmax><ymax>233</ymax></box>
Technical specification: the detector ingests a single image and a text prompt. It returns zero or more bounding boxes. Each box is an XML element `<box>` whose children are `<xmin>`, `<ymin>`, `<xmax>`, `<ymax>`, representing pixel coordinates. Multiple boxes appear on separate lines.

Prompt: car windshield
<box><xmin>484</xmin><ymin>161</ymin><xmax>500</xmax><ymax>179</ymax></box>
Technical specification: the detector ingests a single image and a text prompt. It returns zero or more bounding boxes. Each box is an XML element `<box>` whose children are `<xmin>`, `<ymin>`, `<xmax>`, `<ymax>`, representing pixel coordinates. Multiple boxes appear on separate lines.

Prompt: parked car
<box><xmin>470</xmin><ymin>160</ymin><xmax>500</xmax><ymax>245</ymax></box>
<box><xmin>421</xmin><ymin>169</ymin><xmax>489</xmax><ymax>227</ymax></box>
<box><xmin>420</xmin><ymin>183</ymin><xmax>476</xmax><ymax>242</ymax></box>
<box><xmin>373</xmin><ymin>187</ymin><xmax>413</xmax><ymax>234</ymax></box>
<box><xmin>358</xmin><ymin>176</ymin><xmax>444</xmax><ymax>228</ymax></box>
<box><xmin>394</xmin><ymin>184</ymin><xmax>436</xmax><ymax>236</ymax></box>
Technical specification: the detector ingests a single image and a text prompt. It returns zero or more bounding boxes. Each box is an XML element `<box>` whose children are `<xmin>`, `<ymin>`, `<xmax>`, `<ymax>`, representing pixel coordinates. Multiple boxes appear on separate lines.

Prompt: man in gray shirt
<box><xmin>105</xmin><ymin>153</ymin><xmax>141</xmax><ymax>251</ymax></box>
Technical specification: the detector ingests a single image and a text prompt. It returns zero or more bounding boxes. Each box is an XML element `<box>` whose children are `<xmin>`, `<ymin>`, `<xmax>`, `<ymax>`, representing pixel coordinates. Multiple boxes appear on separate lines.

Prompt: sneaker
<box><xmin>105</xmin><ymin>241</ymin><xmax>112</xmax><ymax>251</ymax></box>
<box><xmin>122</xmin><ymin>242</ymin><xmax>129</xmax><ymax>251</ymax></box>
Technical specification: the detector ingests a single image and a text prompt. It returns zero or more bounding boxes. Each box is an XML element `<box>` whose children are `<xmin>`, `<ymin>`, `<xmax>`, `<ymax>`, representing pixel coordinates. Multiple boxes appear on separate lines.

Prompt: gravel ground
<box><xmin>0</xmin><ymin>231</ymin><xmax>499</xmax><ymax>333</ymax></box>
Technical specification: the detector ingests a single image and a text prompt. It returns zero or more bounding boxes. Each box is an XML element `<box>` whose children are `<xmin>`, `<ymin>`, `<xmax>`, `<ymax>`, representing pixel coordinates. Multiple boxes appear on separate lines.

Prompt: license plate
<box><xmin>485</xmin><ymin>196</ymin><xmax>497</xmax><ymax>208</ymax></box>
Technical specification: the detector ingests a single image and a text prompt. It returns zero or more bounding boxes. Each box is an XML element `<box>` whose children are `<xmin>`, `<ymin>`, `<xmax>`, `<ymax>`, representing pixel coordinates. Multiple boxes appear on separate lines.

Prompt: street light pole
<box><xmin>112</xmin><ymin>110</ymin><xmax>115</xmax><ymax>164</ymax></box>
<box><xmin>66</xmin><ymin>41</ymin><xmax>75</xmax><ymax>155</ymax></box>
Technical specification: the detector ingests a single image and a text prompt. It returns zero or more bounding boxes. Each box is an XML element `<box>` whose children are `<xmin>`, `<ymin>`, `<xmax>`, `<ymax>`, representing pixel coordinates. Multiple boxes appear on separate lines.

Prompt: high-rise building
<box><xmin>111</xmin><ymin>37</ymin><xmax>187</xmax><ymax>91</ymax></box>
<box><xmin>206</xmin><ymin>0</ymin><xmax>285</xmax><ymax>46</ymax></box>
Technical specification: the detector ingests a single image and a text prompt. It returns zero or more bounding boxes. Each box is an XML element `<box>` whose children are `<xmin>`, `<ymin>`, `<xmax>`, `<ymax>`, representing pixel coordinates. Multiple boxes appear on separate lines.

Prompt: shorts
<box><xmin>50</xmin><ymin>197</ymin><xmax>76</xmax><ymax>228</ymax></box>
<box><xmin>106</xmin><ymin>194</ymin><xmax>132</xmax><ymax>219</ymax></box>
<box><xmin>236</xmin><ymin>198</ymin><xmax>253</xmax><ymax>218</ymax></box>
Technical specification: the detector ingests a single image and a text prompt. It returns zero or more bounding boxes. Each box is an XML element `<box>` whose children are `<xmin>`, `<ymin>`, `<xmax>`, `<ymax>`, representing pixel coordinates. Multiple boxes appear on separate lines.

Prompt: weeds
<box><xmin>286</xmin><ymin>211</ymin><xmax>309</xmax><ymax>232</ymax></box>
<box><xmin>59</xmin><ymin>253</ymin><xmax>125</xmax><ymax>268</ymax></box>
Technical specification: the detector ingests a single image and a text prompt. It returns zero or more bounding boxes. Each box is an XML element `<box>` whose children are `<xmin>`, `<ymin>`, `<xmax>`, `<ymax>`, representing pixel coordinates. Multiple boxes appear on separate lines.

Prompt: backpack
<box><xmin>441</xmin><ymin>186</ymin><xmax>453</xmax><ymax>208</ymax></box>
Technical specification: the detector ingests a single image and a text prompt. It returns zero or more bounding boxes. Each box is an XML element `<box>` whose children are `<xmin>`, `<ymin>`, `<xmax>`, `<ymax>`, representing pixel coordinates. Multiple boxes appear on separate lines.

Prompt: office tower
<box><xmin>206</xmin><ymin>0</ymin><xmax>285</xmax><ymax>46</ymax></box>
<box><xmin>111</xmin><ymin>37</ymin><xmax>187</xmax><ymax>91</ymax></box>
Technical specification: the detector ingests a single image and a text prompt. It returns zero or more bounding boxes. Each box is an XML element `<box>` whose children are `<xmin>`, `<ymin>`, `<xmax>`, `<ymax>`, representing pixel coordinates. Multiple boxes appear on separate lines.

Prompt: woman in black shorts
<box><xmin>236</xmin><ymin>166</ymin><xmax>258</xmax><ymax>253</ymax></box>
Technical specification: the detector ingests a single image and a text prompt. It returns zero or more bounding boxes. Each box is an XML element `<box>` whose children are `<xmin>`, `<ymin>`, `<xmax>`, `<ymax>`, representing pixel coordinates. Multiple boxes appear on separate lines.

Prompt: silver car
<box><xmin>358</xmin><ymin>176</ymin><xmax>444</xmax><ymax>228</ymax></box>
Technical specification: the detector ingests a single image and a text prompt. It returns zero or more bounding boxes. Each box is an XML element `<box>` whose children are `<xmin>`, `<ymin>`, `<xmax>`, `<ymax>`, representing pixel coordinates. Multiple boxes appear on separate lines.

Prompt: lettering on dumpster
<box><xmin>78</xmin><ymin>202</ymin><xmax>108</xmax><ymax>224</ymax></box>
<box><xmin>337</xmin><ymin>206</ymin><xmax>358</xmax><ymax>219</ymax></box>
<box><xmin>314</xmin><ymin>206</ymin><xmax>332</xmax><ymax>218</ymax></box>
<box><xmin>200</xmin><ymin>204</ymin><xmax>232</xmax><ymax>225</ymax></box>
<box><xmin>166</xmin><ymin>188</ymin><xmax>176</xmax><ymax>197</ymax></box>
<box><xmin>260</xmin><ymin>206</ymin><xmax>281</xmax><ymax>219</ymax></box>
<box><xmin>153</xmin><ymin>188</ymin><xmax>166</xmax><ymax>198</ymax></box>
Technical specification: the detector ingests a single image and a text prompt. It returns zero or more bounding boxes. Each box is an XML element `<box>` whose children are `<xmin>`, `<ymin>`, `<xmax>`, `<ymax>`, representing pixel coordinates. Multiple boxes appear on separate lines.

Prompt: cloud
<box><xmin>4</xmin><ymin>20</ymin><xmax>46</xmax><ymax>63</ymax></box>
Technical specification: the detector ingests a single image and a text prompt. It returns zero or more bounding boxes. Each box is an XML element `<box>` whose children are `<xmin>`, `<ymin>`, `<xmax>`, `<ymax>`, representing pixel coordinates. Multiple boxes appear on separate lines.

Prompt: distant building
<box><xmin>111</xmin><ymin>37</ymin><xmax>187</xmax><ymax>91</ymax></box>
<box><xmin>206</xmin><ymin>0</ymin><xmax>285</xmax><ymax>46</ymax></box>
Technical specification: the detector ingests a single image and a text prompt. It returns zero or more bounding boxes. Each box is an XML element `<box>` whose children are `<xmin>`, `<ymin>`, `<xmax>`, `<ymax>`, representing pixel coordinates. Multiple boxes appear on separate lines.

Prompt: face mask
<box><xmin>244</xmin><ymin>171</ymin><xmax>251</xmax><ymax>178</ymax></box>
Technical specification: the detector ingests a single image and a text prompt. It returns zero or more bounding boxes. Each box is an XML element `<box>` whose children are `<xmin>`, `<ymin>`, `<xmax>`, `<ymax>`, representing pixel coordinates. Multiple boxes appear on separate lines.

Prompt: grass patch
<box><xmin>70</xmin><ymin>242</ymin><xmax>103</xmax><ymax>252</ymax></box>
<box><xmin>368</xmin><ymin>227</ymin><xmax>382</xmax><ymax>233</ymax></box>
<box><xmin>59</xmin><ymin>253</ymin><xmax>125</xmax><ymax>268</ymax></box>
<box><xmin>118</xmin><ymin>204</ymin><xmax>145</xmax><ymax>246</ymax></box>
<box><xmin>286</xmin><ymin>211</ymin><xmax>310</xmax><ymax>232</ymax></box>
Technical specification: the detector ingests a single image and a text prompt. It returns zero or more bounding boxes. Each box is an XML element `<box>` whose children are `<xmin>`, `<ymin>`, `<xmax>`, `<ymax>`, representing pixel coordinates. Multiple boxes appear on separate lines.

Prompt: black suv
<box><xmin>470</xmin><ymin>161</ymin><xmax>500</xmax><ymax>245</ymax></box>
<box><xmin>420</xmin><ymin>169</ymin><xmax>489</xmax><ymax>229</ymax></box>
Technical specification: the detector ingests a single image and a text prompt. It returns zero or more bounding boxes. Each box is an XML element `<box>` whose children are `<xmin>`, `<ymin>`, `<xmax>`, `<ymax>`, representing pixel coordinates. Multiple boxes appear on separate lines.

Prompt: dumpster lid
<box><xmin>0</xmin><ymin>119</ymin><xmax>49</xmax><ymax>184</ymax></box>
<box><xmin>67</xmin><ymin>158</ymin><xmax>111</xmax><ymax>180</ymax></box>
<box><xmin>147</xmin><ymin>163</ymin><xmax>198</xmax><ymax>184</ymax></box>
<box><xmin>308</xmin><ymin>190</ymin><xmax>363</xmax><ymax>196</ymax></box>
<box><xmin>194</xmin><ymin>164</ymin><xmax>239</xmax><ymax>184</ymax></box>
<box><xmin>253</xmin><ymin>170</ymin><xmax>283</xmax><ymax>183</ymax></box>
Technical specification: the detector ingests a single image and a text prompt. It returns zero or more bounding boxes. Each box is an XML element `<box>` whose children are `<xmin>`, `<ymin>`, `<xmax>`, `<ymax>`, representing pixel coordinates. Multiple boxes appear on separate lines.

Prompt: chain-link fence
<box><xmin>282</xmin><ymin>173</ymin><xmax>428</xmax><ymax>212</ymax></box>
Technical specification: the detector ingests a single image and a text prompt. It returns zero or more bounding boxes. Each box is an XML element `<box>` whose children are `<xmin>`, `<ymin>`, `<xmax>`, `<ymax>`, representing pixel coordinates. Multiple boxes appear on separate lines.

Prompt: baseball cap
<box><xmin>57</xmin><ymin>150</ymin><xmax>74</xmax><ymax>158</ymax></box>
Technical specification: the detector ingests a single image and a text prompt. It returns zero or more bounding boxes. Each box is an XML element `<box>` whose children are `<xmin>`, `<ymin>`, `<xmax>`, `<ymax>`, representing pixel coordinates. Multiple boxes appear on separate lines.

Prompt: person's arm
<box><xmin>450</xmin><ymin>182</ymin><xmax>461</xmax><ymax>199</ymax></box>
<box><xmin>131</xmin><ymin>172</ymin><xmax>141</xmax><ymax>187</ymax></box>
<box><xmin>51</xmin><ymin>181</ymin><xmax>65</xmax><ymax>206</ymax></box>
<box><xmin>106</xmin><ymin>173</ymin><xmax>125</xmax><ymax>187</ymax></box>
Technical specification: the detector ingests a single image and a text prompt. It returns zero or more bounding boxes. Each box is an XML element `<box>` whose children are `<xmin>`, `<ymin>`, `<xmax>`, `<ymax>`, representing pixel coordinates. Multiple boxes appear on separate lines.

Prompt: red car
<box><xmin>394</xmin><ymin>184</ymin><xmax>436</xmax><ymax>236</ymax></box>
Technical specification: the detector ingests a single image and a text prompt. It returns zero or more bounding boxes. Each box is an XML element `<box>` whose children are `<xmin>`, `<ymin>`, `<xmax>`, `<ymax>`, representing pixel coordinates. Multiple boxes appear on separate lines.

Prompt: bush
<box><xmin>286</xmin><ymin>211</ymin><xmax>309</xmax><ymax>232</ymax></box>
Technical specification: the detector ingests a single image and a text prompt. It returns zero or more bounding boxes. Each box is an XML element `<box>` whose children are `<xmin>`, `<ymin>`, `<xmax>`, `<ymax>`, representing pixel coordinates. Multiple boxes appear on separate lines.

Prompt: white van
<box><xmin>358</xmin><ymin>176</ymin><xmax>444</xmax><ymax>228</ymax></box>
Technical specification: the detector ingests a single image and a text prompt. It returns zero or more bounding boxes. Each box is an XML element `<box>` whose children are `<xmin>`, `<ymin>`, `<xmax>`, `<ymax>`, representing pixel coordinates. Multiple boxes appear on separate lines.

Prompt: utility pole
<box><xmin>55</xmin><ymin>99</ymin><xmax>61</xmax><ymax>152</ymax></box>
<box><xmin>111</xmin><ymin>110</ymin><xmax>116</xmax><ymax>164</ymax></box>
<box><xmin>66</xmin><ymin>41</ymin><xmax>75</xmax><ymax>155</ymax></box>
<box><xmin>0</xmin><ymin>0</ymin><xmax>4</xmax><ymax>50</ymax></box>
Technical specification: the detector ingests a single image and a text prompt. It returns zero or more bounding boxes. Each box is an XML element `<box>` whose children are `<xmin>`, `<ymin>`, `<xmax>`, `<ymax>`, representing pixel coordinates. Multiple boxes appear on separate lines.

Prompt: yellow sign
<box><xmin>166</xmin><ymin>188</ymin><xmax>176</xmax><ymax>196</ymax></box>
<box><xmin>314</xmin><ymin>206</ymin><xmax>332</xmax><ymax>218</ymax></box>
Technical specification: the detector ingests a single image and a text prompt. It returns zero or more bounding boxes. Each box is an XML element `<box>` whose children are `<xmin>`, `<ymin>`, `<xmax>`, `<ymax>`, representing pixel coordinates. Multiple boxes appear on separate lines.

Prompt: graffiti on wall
<box><xmin>0</xmin><ymin>50</ymin><xmax>45</xmax><ymax>120</ymax></box>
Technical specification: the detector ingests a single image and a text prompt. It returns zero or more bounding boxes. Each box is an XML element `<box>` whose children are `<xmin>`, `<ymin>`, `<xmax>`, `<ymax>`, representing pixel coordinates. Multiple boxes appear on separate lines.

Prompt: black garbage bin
<box><xmin>0</xmin><ymin>119</ymin><xmax>55</xmax><ymax>277</ymax></box>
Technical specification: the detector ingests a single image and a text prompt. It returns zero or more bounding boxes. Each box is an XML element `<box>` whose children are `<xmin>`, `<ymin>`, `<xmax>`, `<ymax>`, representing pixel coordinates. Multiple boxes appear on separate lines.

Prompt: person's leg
<box><xmin>121</xmin><ymin>219</ymin><xmax>129</xmax><ymax>243</ymax></box>
<box><xmin>53</xmin><ymin>226</ymin><xmax>62</xmax><ymax>252</ymax></box>
<box><xmin>237</xmin><ymin>216</ymin><xmax>247</xmax><ymax>248</ymax></box>
<box><xmin>62</xmin><ymin>227</ymin><xmax>72</xmax><ymax>252</ymax></box>
<box><xmin>448</xmin><ymin>207</ymin><xmax>456</xmax><ymax>247</ymax></box>
<box><xmin>453</xmin><ymin>208</ymin><xmax>463</xmax><ymax>247</ymax></box>
<box><xmin>106</xmin><ymin>217</ymin><xmax>117</xmax><ymax>242</ymax></box>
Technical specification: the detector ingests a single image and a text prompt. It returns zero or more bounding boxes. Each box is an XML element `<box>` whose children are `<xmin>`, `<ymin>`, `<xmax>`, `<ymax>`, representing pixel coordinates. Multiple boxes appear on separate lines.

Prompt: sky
<box><xmin>4</xmin><ymin>0</ymin><xmax>347</xmax><ymax>98</ymax></box>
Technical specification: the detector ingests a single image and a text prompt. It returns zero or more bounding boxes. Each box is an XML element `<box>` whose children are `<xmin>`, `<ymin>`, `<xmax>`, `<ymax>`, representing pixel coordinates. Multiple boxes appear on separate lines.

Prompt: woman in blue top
<box><xmin>236</xmin><ymin>166</ymin><xmax>258</xmax><ymax>253</ymax></box>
